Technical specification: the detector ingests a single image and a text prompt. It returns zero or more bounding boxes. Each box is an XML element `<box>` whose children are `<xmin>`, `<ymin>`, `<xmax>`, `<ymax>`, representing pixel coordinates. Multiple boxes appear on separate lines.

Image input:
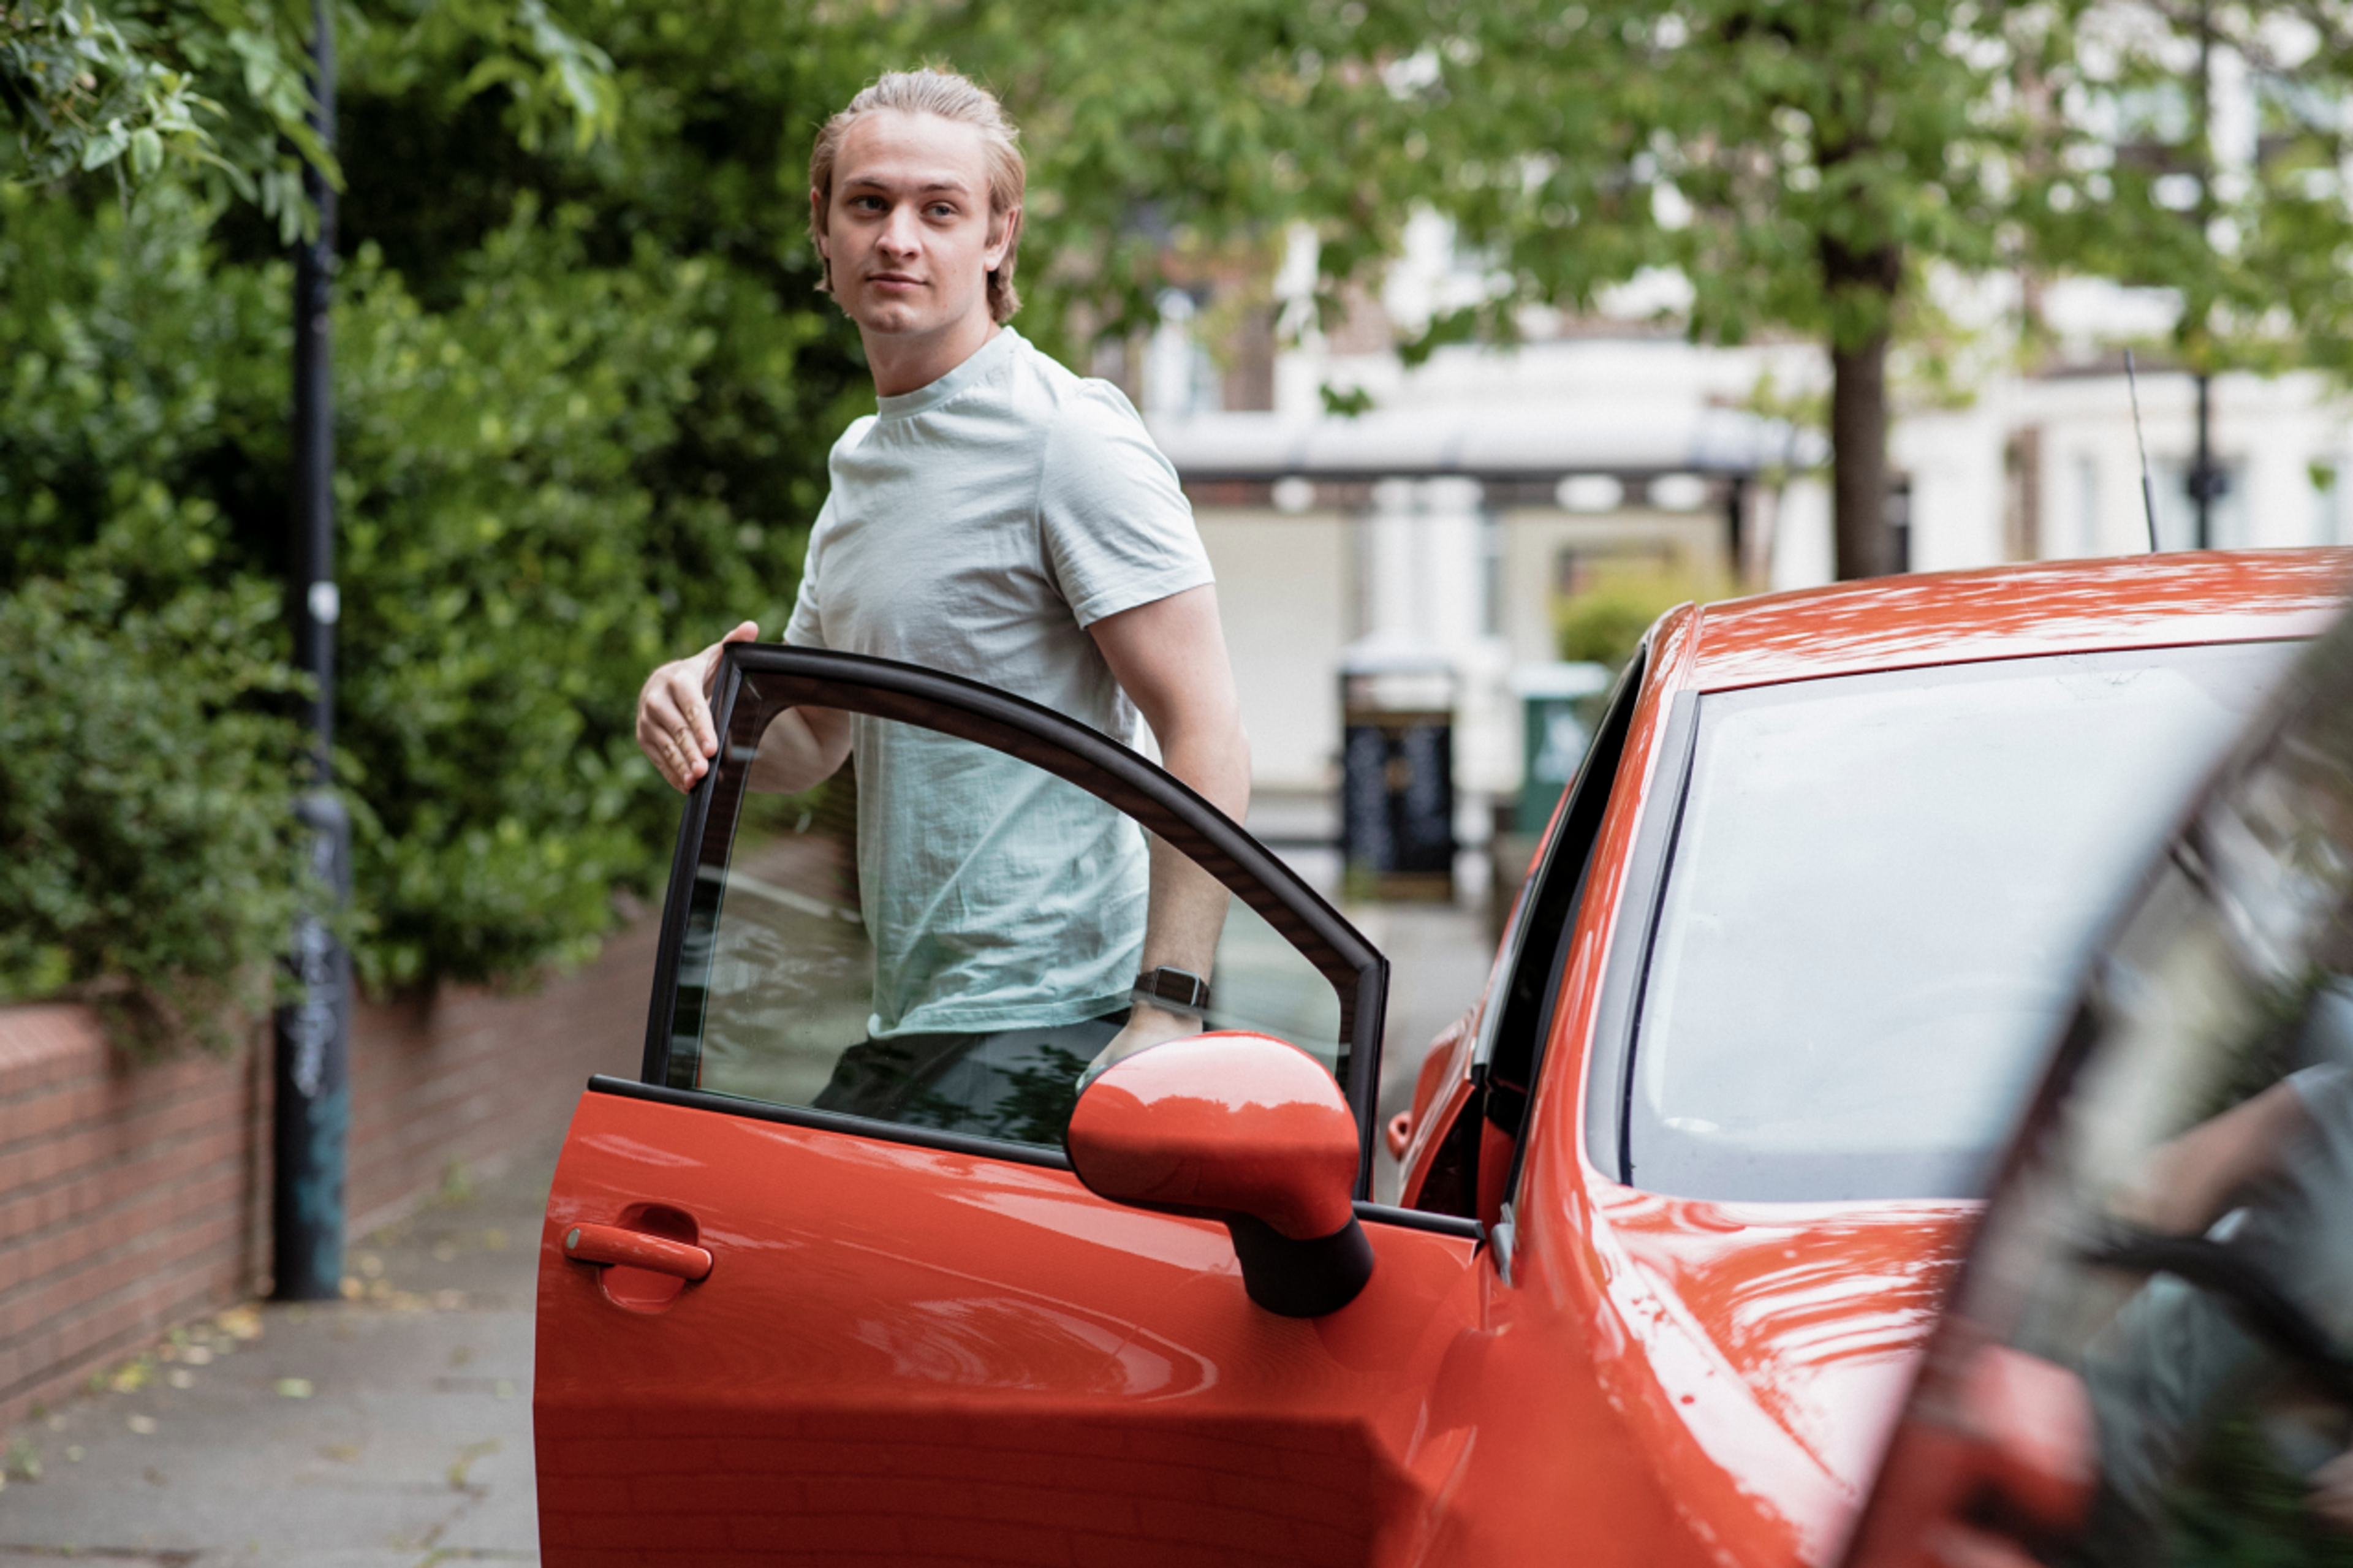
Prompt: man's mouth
<box><xmin>868</xmin><ymin>273</ymin><xmax>923</xmax><ymax>289</ymax></box>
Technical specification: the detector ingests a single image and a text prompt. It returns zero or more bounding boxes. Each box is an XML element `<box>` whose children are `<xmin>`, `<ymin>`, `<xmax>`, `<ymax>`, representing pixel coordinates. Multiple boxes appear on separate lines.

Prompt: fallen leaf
<box><xmin>180</xmin><ymin>1345</ymin><xmax>214</xmax><ymax>1367</ymax></box>
<box><xmin>216</xmin><ymin>1306</ymin><xmax>263</xmax><ymax>1341</ymax></box>
<box><xmin>339</xmin><ymin>1277</ymin><xmax>365</xmax><ymax>1301</ymax></box>
<box><xmin>275</xmin><ymin>1378</ymin><xmax>314</xmax><ymax>1399</ymax></box>
<box><xmin>493</xmin><ymin>1380</ymin><xmax>515</xmax><ymax>1400</ymax></box>
<box><xmin>64</xmin><ymin>1446</ymin><xmax>83</xmax><ymax>1463</ymax></box>
<box><xmin>447</xmin><ymin>1437</ymin><xmax>501</xmax><ymax>1491</ymax></box>
<box><xmin>320</xmin><ymin>1442</ymin><xmax>361</xmax><ymax>1463</ymax></box>
<box><xmin>107</xmin><ymin>1359</ymin><xmax>152</xmax><ymax>1393</ymax></box>
<box><xmin>126</xmin><ymin>1414</ymin><xmax>157</xmax><ymax>1435</ymax></box>
<box><xmin>143</xmin><ymin>1467</ymin><xmax>167</xmax><ymax>1487</ymax></box>
<box><xmin>166</xmin><ymin>1368</ymin><xmax>194</xmax><ymax>1390</ymax></box>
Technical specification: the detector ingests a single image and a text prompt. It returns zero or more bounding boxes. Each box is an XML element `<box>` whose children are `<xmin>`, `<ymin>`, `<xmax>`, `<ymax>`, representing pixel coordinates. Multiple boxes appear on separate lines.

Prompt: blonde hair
<box><xmin>809</xmin><ymin>69</ymin><xmax>1026</xmax><ymax>324</ymax></box>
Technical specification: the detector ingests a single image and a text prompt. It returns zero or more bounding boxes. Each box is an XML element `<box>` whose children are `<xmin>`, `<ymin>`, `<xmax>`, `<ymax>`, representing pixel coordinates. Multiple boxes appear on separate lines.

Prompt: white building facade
<box><xmin>1138</xmin><ymin>244</ymin><xmax>2352</xmax><ymax>830</ymax></box>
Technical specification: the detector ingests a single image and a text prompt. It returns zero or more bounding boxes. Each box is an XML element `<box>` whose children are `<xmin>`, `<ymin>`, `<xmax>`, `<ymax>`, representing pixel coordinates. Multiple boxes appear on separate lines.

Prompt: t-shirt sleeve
<box><xmin>1037</xmin><ymin>382</ymin><xmax>1214</xmax><ymax>629</ymax></box>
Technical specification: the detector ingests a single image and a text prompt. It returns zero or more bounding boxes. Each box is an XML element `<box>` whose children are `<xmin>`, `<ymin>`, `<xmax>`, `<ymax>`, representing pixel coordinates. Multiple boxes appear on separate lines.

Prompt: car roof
<box><xmin>1686</xmin><ymin>547</ymin><xmax>2353</xmax><ymax>692</ymax></box>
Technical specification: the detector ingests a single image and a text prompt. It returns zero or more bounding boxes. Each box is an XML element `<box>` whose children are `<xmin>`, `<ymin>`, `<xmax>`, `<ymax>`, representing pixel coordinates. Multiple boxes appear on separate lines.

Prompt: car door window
<box><xmin>1846</xmin><ymin>618</ymin><xmax>2353</xmax><ymax>1568</ymax></box>
<box><xmin>650</xmin><ymin>649</ymin><xmax>1381</xmax><ymax>1166</ymax></box>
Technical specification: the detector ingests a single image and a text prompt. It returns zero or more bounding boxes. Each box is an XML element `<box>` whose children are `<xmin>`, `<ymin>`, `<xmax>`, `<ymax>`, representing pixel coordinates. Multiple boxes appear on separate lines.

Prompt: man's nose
<box><xmin>878</xmin><ymin>204</ymin><xmax>922</xmax><ymax>256</ymax></box>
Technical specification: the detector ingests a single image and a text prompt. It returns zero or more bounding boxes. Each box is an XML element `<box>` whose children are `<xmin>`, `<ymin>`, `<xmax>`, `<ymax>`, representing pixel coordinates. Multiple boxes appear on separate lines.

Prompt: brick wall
<box><xmin>0</xmin><ymin>911</ymin><xmax>659</xmax><ymax>1432</ymax></box>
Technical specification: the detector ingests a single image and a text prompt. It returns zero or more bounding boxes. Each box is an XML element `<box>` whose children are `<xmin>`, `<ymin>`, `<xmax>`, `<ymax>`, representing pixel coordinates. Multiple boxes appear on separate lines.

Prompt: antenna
<box><xmin>2126</xmin><ymin>350</ymin><xmax>2161</xmax><ymax>553</ymax></box>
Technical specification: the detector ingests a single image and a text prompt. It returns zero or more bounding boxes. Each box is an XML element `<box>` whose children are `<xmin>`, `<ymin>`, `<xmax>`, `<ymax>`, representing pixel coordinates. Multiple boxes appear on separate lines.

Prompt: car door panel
<box><xmin>537</xmin><ymin>1085</ymin><xmax>1485</xmax><ymax>1566</ymax></box>
<box><xmin>536</xmin><ymin>645</ymin><xmax>1493</xmax><ymax>1567</ymax></box>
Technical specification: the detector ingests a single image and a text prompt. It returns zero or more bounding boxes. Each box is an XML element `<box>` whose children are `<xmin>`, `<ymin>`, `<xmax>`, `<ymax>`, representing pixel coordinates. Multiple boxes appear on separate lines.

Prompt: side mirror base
<box><xmin>1226</xmin><ymin>1213</ymin><xmax>1375</xmax><ymax>1317</ymax></box>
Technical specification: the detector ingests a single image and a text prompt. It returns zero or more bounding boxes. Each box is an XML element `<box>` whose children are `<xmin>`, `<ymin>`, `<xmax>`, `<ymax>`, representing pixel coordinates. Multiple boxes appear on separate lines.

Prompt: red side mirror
<box><xmin>1066</xmin><ymin>1032</ymin><xmax>1374</xmax><ymax>1317</ymax></box>
<box><xmin>1846</xmin><ymin>1343</ymin><xmax>2096</xmax><ymax>1568</ymax></box>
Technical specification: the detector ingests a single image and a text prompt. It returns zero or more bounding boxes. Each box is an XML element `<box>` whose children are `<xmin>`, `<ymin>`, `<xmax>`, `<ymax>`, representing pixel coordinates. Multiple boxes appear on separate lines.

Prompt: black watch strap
<box><xmin>1132</xmin><ymin>966</ymin><xmax>1211</xmax><ymax>1015</ymax></box>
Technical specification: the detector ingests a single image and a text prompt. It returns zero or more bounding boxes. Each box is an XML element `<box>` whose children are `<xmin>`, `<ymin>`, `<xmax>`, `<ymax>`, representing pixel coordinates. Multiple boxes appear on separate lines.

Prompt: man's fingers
<box><xmin>637</xmin><ymin>710</ymin><xmax>694</xmax><ymax>792</ymax></box>
<box><xmin>695</xmin><ymin>620</ymin><xmax>762</xmax><ymax>695</ymax></box>
<box><xmin>637</xmin><ymin>666</ymin><xmax>714</xmax><ymax>792</ymax></box>
<box><xmin>662</xmin><ymin>667</ymin><xmax>718</xmax><ymax>758</ymax></box>
<box><xmin>638</xmin><ymin>621</ymin><xmax>757</xmax><ymax>793</ymax></box>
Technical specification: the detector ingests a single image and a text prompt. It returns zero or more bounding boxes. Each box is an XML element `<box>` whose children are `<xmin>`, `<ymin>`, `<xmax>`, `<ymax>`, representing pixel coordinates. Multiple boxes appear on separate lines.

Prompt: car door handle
<box><xmin>562</xmin><ymin>1222</ymin><xmax>714</xmax><ymax>1282</ymax></box>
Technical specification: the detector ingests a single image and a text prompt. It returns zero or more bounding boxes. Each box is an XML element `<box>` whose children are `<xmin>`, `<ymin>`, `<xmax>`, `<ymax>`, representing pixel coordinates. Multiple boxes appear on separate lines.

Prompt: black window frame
<box><xmin>626</xmin><ymin>643</ymin><xmax>1395</xmax><ymax>1200</ymax></box>
<box><xmin>1402</xmin><ymin>642</ymin><xmax>1653</xmax><ymax>1225</ymax></box>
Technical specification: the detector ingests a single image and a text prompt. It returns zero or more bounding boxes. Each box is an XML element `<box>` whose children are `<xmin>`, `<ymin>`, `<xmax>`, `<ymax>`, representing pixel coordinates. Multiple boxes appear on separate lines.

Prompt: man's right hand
<box><xmin>637</xmin><ymin>620</ymin><xmax>759</xmax><ymax>792</ymax></box>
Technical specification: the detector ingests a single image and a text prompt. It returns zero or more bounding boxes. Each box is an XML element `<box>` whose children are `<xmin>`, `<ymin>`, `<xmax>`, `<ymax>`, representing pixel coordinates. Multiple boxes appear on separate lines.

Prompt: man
<box><xmin>634</xmin><ymin>68</ymin><xmax>1249</xmax><ymax>1130</ymax></box>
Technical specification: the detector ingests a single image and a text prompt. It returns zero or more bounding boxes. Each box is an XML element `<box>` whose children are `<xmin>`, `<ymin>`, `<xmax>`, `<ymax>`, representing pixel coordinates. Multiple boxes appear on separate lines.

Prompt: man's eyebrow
<box><xmin>838</xmin><ymin>174</ymin><xmax>977</xmax><ymax>196</ymax></box>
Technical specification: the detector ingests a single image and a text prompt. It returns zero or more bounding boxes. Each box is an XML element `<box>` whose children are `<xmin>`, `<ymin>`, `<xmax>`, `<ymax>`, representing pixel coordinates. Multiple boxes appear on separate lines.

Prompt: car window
<box><xmin>1623</xmin><ymin>642</ymin><xmax>2295</xmax><ymax>1202</ymax></box>
<box><xmin>654</xmin><ymin>659</ymin><xmax>1371</xmax><ymax>1158</ymax></box>
<box><xmin>1846</xmin><ymin>618</ymin><xmax>2353</xmax><ymax>1568</ymax></box>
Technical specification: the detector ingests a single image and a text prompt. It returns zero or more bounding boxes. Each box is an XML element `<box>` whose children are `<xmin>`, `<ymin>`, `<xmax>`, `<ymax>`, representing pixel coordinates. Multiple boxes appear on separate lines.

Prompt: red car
<box><xmin>534</xmin><ymin>548</ymin><xmax>2347</xmax><ymax>1567</ymax></box>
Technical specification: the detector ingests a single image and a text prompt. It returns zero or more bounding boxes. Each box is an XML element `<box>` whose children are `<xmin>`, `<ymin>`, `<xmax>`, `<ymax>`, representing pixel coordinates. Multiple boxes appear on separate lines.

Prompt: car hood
<box><xmin>1582</xmin><ymin>1181</ymin><xmax>1976</xmax><ymax>1567</ymax></box>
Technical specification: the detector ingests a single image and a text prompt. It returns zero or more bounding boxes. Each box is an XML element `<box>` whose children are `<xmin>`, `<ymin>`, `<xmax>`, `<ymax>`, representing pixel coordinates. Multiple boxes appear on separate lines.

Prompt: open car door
<box><xmin>1844</xmin><ymin>608</ymin><xmax>2353</xmax><ymax>1568</ymax></box>
<box><xmin>532</xmin><ymin>646</ymin><xmax>1484</xmax><ymax>1567</ymax></box>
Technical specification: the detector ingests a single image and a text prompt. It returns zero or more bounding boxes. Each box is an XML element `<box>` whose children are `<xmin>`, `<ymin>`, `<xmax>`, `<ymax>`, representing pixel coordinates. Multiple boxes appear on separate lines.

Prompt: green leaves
<box><xmin>3</xmin><ymin>0</ymin><xmax>616</xmax><ymax>241</ymax></box>
<box><xmin>327</xmin><ymin>206</ymin><xmax>742</xmax><ymax>989</ymax></box>
<box><xmin>0</xmin><ymin>570</ymin><xmax>308</xmax><ymax>1053</ymax></box>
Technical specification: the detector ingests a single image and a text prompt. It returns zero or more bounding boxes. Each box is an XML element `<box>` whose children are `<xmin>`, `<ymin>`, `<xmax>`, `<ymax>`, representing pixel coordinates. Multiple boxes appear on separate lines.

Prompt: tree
<box><xmin>2028</xmin><ymin>2</ymin><xmax>2353</xmax><ymax>541</ymax></box>
<box><xmin>1379</xmin><ymin>0</ymin><xmax>2039</xmax><ymax>580</ymax></box>
<box><xmin>2</xmin><ymin>0</ymin><xmax>614</xmax><ymax>233</ymax></box>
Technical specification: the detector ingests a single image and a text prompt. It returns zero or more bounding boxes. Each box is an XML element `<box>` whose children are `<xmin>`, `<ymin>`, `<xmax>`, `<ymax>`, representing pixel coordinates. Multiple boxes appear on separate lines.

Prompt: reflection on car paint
<box><xmin>540</xmin><ymin>1094</ymin><xmax>1488</xmax><ymax>1563</ymax></box>
<box><xmin>1694</xmin><ymin>553</ymin><xmax>2348</xmax><ymax>692</ymax></box>
<box><xmin>540</xmin><ymin>551</ymin><xmax>2353</xmax><ymax>1568</ymax></box>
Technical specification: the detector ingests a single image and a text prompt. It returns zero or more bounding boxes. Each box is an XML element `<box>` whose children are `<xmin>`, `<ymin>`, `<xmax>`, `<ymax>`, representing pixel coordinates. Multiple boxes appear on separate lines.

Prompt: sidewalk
<box><xmin>0</xmin><ymin>1134</ymin><xmax>559</xmax><ymax>1567</ymax></box>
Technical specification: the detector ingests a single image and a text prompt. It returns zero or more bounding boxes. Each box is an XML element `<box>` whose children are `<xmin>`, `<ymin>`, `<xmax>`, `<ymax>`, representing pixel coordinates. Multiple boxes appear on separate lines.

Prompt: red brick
<box><xmin>0</xmin><ymin>903</ymin><xmax>654</xmax><ymax>1433</ymax></box>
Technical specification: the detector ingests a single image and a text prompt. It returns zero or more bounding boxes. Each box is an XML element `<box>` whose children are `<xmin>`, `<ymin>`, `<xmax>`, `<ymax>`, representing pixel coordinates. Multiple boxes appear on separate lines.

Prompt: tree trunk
<box><xmin>1822</xmin><ymin>238</ymin><xmax>1903</xmax><ymax>580</ymax></box>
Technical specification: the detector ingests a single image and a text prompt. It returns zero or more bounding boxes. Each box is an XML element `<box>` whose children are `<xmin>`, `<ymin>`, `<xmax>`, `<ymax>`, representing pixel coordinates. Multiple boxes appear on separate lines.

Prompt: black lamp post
<box><xmin>273</xmin><ymin>0</ymin><xmax>352</xmax><ymax>1303</ymax></box>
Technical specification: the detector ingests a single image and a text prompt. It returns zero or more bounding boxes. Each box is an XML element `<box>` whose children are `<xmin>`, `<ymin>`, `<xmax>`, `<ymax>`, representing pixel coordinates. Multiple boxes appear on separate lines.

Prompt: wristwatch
<box><xmin>1132</xmin><ymin>966</ymin><xmax>1211</xmax><ymax>1016</ymax></box>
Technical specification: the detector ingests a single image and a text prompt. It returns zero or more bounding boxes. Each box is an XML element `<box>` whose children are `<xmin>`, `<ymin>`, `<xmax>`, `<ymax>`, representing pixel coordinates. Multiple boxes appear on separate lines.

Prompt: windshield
<box><xmin>1623</xmin><ymin>642</ymin><xmax>2297</xmax><ymax>1202</ymax></box>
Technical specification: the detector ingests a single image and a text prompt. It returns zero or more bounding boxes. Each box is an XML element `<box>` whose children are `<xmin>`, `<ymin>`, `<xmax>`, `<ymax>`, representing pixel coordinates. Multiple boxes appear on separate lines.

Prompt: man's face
<box><xmin>814</xmin><ymin>110</ymin><xmax>1011</xmax><ymax>344</ymax></box>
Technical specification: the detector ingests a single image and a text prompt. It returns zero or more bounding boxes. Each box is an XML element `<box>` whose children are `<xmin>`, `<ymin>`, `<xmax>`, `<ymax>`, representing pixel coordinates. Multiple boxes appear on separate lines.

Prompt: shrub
<box><xmin>1555</xmin><ymin>559</ymin><xmax>1733</xmax><ymax>670</ymax></box>
<box><xmin>0</xmin><ymin>571</ymin><xmax>308</xmax><ymax>1052</ymax></box>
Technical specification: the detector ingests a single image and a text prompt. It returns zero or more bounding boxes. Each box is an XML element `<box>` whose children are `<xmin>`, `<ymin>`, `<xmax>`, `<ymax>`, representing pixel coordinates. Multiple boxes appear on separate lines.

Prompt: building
<box><xmin>1139</xmin><ymin>262</ymin><xmax>2351</xmax><ymax>846</ymax></box>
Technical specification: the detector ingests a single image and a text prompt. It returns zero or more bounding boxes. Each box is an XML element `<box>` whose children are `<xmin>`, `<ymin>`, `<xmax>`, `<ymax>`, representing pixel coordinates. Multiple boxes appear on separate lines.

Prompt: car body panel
<box><xmin>538</xmin><ymin>551</ymin><xmax>2352</xmax><ymax>1568</ymax></box>
<box><xmin>1395</xmin><ymin>553</ymin><xmax>2350</xmax><ymax>1566</ymax></box>
<box><xmin>1843</xmin><ymin>584</ymin><xmax>2353</xmax><ymax>1568</ymax></box>
<box><xmin>536</xmin><ymin>1088</ymin><xmax>1494</xmax><ymax>1566</ymax></box>
<box><xmin>1689</xmin><ymin>549</ymin><xmax>2348</xmax><ymax>692</ymax></box>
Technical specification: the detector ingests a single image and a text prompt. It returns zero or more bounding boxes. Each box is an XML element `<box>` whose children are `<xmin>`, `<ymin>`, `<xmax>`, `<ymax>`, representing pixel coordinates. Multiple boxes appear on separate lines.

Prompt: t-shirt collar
<box><xmin>873</xmin><ymin>326</ymin><xmax>1021</xmax><ymax>421</ymax></box>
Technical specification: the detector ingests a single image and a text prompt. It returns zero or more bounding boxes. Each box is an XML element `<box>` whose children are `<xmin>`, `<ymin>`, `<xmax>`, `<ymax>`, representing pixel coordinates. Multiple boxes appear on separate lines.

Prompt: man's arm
<box><xmin>2111</xmin><ymin>1076</ymin><xmax>2315</xmax><ymax>1235</ymax></box>
<box><xmin>1087</xmin><ymin>583</ymin><xmax>1251</xmax><ymax>1060</ymax></box>
<box><xmin>634</xmin><ymin>619</ymin><xmax>852</xmax><ymax>794</ymax></box>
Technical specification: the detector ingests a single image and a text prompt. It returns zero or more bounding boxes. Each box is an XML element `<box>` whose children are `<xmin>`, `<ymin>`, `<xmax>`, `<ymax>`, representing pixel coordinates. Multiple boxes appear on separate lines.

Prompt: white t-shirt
<box><xmin>783</xmin><ymin>327</ymin><xmax>1214</xmax><ymax>1037</ymax></box>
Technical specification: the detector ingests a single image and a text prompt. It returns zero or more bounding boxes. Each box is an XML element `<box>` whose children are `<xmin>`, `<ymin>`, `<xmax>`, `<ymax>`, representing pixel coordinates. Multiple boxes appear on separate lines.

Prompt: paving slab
<box><xmin>0</xmin><ymin>1132</ymin><xmax>563</xmax><ymax>1567</ymax></box>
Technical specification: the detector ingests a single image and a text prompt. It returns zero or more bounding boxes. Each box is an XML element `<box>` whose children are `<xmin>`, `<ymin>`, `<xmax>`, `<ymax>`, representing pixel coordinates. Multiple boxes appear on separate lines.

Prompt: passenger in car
<box><xmin>631</xmin><ymin>68</ymin><xmax>1251</xmax><ymax>1134</ymax></box>
<box><xmin>2082</xmin><ymin>966</ymin><xmax>2353</xmax><ymax>1558</ymax></box>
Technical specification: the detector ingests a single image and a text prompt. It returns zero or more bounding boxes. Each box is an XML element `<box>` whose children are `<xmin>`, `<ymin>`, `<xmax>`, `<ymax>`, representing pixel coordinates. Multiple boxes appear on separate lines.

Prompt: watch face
<box><xmin>1139</xmin><ymin>968</ymin><xmax>1209</xmax><ymax>1009</ymax></box>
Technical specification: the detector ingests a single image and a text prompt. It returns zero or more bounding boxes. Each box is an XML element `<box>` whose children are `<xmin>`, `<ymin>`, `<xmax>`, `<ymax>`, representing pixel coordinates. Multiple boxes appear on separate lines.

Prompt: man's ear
<box><xmin>809</xmin><ymin>187</ymin><xmax>830</xmax><ymax>260</ymax></box>
<box><xmin>986</xmin><ymin>203</ymin><xmax>1022</xmax><ymax>272</ymax></box>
